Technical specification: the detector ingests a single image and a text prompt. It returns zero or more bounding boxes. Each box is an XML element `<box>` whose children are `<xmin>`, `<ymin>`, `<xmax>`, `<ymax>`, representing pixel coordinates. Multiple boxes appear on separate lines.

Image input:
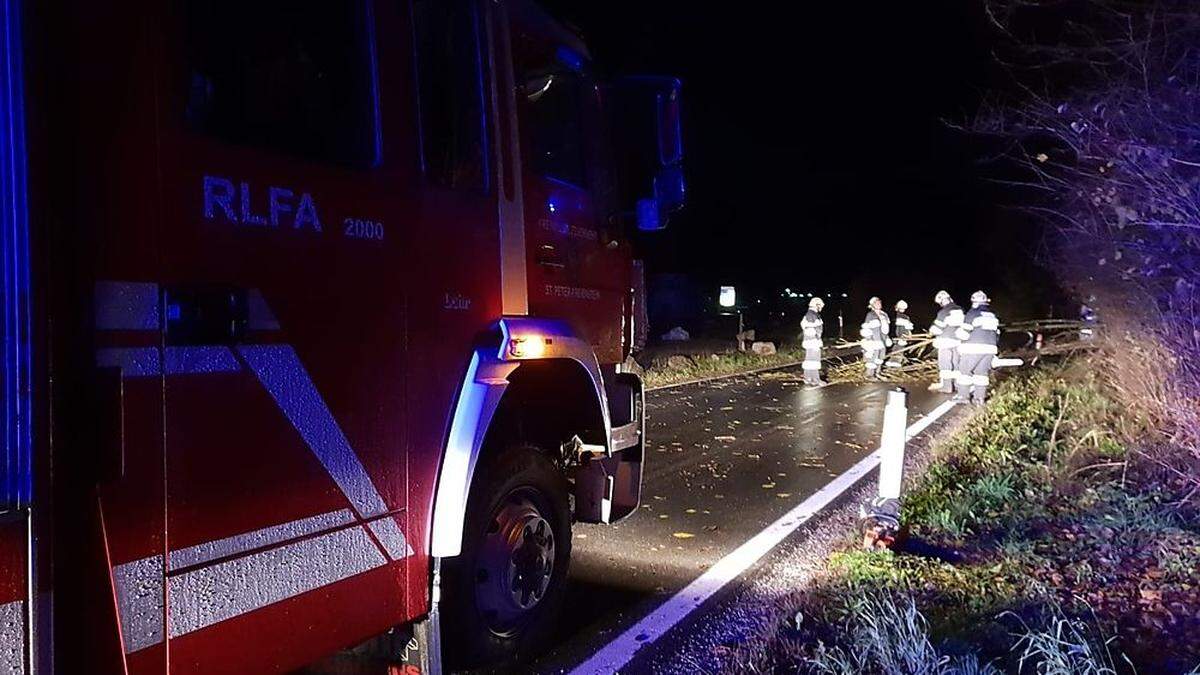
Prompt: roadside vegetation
<box><xmin>719</xmin><ymin>357</ymin><xmax>1200</xmax><ymax>674</ymax></box>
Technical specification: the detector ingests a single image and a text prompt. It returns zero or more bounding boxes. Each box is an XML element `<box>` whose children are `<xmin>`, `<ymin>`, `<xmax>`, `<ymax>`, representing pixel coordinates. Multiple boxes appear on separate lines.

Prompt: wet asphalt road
<box><xmin>532</xmin><ymin>367</ymin><xmax>947</xmax><ymax>673</ymax></box>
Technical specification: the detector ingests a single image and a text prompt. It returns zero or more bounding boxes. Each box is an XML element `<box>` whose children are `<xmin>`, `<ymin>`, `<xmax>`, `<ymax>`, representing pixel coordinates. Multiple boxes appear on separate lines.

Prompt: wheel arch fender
<box><xmin>429</xmin><ymin>318</ymin><xmax>609</xmax><ymax>559</ymax></box>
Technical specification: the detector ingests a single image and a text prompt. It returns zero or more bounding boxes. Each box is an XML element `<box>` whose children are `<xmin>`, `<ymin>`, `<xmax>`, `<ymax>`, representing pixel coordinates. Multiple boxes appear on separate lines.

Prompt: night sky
<box><xmin>542</xmin><ymin>2</ymin><xmax>1056</xmax><ymax>321</ymax></box>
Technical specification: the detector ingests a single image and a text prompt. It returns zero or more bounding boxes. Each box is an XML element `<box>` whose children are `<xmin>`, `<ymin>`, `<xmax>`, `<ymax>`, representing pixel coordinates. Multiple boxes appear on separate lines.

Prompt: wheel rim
<box><xmin>475</xmin><ymin>488</ymin><xmax>556</xmax><ymax>636</ymax></box>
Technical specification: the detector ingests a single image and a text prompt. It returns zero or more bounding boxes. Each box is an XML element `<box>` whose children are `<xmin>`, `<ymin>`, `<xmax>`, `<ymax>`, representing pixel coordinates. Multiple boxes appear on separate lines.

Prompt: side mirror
<box><xmin>633</xmin><ymin>167</ymin><xmax>685</xmax><ymax>232</ymax></box>
<box><xmin>654</xmin><ymin>165</ymin><xmax>685</xmax><ymax>213</ymax></box>
<box><xmin>607</xmin><ymin>76</ymin><xmax>686</xmax><ymax>231</ymax></box>
<box><xmin>657</xmin><ymin>84</ymin><xmax>682</xmax><ymax>167</ymax></box>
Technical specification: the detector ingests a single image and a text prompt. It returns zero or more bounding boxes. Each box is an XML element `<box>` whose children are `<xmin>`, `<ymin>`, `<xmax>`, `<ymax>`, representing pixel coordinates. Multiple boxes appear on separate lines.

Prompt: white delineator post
<box><xmin>861</xmin><ymin>387</ymin><xmax>908</xmax><ymax>548</ymax></box>
<box><xmin>877</xmin><ymin>387</ymin><xmax>908</xmax><ymax>500</ymax></box>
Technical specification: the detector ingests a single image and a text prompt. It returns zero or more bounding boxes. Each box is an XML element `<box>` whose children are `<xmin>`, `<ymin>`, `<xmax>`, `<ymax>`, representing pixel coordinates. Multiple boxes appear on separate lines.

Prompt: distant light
<box><xmin>548</xmin><ymin>200</ymin><xmax>557</xmax><ymax>213</ymax></box>
<box><xmin>841</xmin><ymin>293</ymin><xmax>848</xmax><ymax>298</ymax></box>
<box><xmin>719</xmin><ymin>286</ymin><xmax>736</xmax><ymax>308</ymax></box>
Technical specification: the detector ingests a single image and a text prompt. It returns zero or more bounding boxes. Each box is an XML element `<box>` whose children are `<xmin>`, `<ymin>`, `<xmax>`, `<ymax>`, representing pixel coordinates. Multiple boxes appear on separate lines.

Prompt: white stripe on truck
<box><xmin>114</xmin><ymin>515</ymin><xmax>411</xmax><ymax>654</ymax></box>
<box><xmin>0</xmin><ymin>599</ymin><xmax>27</xmax><ymax>675</ymax></box>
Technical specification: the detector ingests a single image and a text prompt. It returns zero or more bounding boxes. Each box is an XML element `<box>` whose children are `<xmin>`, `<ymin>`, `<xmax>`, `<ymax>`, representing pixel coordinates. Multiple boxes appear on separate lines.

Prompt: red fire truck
<box><xmin>0</xmin><ymin>0</ymin><xmax>684</xmax><ymax>672</ymax></box>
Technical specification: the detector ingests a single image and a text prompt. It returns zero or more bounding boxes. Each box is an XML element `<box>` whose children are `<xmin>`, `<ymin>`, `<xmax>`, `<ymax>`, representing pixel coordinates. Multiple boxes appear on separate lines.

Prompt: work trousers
<box><xmin>956</xmin><ymin>353</ymin><xmax>992</xmax><ymax>404</ymax></box>
<box><xmin>863</xmin><ymin>347</ymin><xmax>885</xmax><ymax>378</ymax></box>
<box><xmin>936</xmin><ymin>347</ymin><xmax>958</xmax><ymax>393</ymax></box>
<box><xmin>803</xmin><ymin>347</ymin><xmax>822</xmax><ymax>385</ymax></box>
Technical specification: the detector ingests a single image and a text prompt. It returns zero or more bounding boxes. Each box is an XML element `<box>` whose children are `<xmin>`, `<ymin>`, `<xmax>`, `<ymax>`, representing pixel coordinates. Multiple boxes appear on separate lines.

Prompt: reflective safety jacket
<box><xmin>894</xmin><ymin>312</ymin><xmax>913</xmax><ymax>341</ymax></box>
<box><xmin>860</xmin><ymin>310</ymin><xmax>888</xmax><ymax>350</ymax></box>
<box><xmin>801</xmin><ymin>309</ymin><xmax>824</xmax><ymax>349</ymax></box>
<box><xmin>1080</xmin><ymin>306</ymin><xmax>1097</xmax><ymax>339</ymax></box>
<box><xmin>929</xmin><ymin>303</ymin><xmax>964</xmax><ymax>349</ymax></box>
<box><xmin>956</xmin><ymin>303</ymin><xmax>1000</xmax><ymax>355</ymax></box>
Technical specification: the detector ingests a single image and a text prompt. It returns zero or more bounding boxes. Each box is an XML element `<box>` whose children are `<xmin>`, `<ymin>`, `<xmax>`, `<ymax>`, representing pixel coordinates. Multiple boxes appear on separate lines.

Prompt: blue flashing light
<box><xmin>1</xmin><ymin>0</ymin><xmax>32</xmax><ymax>509</ymax></box>
<box><xmin>548</xmin><ymin>199</ymin><xmax>557</xmax><ymax>213</ymax></box>
<box><xmin>555</xmin><ymin>45</ymin><xmax>586</xmax><ymax>74</ymax></box>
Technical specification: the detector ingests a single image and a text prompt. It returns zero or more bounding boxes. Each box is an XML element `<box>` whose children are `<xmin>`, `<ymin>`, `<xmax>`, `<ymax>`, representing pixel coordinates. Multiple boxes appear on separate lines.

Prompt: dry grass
<box><xmin>1091</xmin><ymin>319</ymin><xmax>1200</xmax><ymax>508</ymax></box>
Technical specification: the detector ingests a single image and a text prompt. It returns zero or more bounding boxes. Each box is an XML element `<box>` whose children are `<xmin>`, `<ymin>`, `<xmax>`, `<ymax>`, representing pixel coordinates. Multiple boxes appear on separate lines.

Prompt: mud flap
<box><xmin>574</xmin><ymin>447</ymin><xmax>642</xmax><ymax>523</ymax></box>
<box><xmin>575</xmin><ymin>371</ymin><xmax>644</xmax><ymax>524</ymax></box>
<box><xmin>401</xmin><ymin>615</ymin><xmax>439</xmax><ymax>675</ymax></box>
<box><xmin>383</xmin><ymin>617</ymin><xmax>437</xmax><ymax>675</ymax></box>
<box><xmin>298</xmin><ymin>614</ymin><xmax>441</xmax><ymax>675</ymax></box>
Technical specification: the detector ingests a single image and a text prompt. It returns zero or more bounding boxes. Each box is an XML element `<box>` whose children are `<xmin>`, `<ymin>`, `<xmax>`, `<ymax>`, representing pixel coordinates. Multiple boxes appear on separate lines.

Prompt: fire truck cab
<box><xmin>0</xmin><ymin>0</ymin><xmax>683</xmax><ymax>672</ymax></box>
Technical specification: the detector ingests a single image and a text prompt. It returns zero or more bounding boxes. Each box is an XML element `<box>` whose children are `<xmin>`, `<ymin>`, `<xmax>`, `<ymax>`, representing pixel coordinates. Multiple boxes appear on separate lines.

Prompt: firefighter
<box><xmin>886</xmin><ymin>299</ymin><xmax>912</xmax><ymax>368</ymax></box>
<box><xmin>955</xmin><ymin>290</ymin><xmax>1000</xmax><ymax>405</ymax></box>
<box><xmin>927</xmin><ymin>290</ymin><xmax>964</xmax><ymax>394</ymax></box>
<box><xmin>1080</xmin><ymin>303</ymin><xmax>1097</xmax><ymax>341</ymax></box>
<box><xmin>860</xmin><ymin>296</ymin><xmax>889</xmax><ymax>380</ymax></box>
<box><xmin>801</xmin><ymin>296</ymin><xmax>826</xmax><ymax>386</ymax></box>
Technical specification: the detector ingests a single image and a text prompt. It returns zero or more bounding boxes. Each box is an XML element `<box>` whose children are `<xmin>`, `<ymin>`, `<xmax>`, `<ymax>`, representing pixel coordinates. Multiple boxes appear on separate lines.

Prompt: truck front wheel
<box><xmin>442</xmin><ymin>445</ymin><xmax>572</xmax><ymax>669</ymax></box>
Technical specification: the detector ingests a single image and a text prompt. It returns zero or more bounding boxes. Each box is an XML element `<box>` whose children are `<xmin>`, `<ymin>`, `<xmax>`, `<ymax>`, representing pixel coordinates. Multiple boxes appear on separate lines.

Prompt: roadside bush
<box><xmin>902</xmin><ymin>369</ymin><xmax>1074</xmax><ymax>541</ymax></box>
<box><xmin>976</xmin><ymin>0</ymin><xmax>1200</xmax><ymax>508</ymax></box>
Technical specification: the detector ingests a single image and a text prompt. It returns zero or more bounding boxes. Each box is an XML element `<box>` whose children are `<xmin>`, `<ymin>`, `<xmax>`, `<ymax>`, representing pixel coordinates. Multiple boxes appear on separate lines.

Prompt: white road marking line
<box><xmin>569</xmin><ymin>398</ymin><xmax>959</xmax><ymax>675</ymax></box>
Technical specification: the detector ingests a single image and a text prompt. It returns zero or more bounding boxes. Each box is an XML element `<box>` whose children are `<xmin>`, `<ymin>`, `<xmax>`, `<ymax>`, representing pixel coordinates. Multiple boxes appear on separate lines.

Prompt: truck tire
<box><xmin>442</xmin><ymin>445</ymin><xmax>572</xmax><ymax>669</ymax></box>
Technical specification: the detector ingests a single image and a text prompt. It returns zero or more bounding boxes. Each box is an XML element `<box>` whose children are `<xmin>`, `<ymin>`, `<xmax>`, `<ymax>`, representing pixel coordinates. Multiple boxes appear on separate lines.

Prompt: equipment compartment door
<box><xmin>153</xmin><ymin>1</ymin><xmax>417</xmax><ymax>671</ymax></box>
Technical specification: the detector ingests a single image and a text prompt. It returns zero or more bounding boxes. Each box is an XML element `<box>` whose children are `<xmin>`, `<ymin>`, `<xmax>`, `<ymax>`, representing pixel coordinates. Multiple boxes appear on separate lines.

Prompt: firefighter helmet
<box><xmin>971</xmin><ymin>290</ymin><xmax>989</xmax><ymax>305</ymax></box>
<box><xmin>895</xmin><ymin>300</ymin><xmax>908</xmax><ymax>312</ymax></box>
<box><xmin>935</xmin><ymin>290</ymin><xmax>951</xmax><ymax>305</ymax></box>
<box><xmin>809</xmin><ymin>296</ymin><xmax>825</xmax><ymax>311</ymax></box>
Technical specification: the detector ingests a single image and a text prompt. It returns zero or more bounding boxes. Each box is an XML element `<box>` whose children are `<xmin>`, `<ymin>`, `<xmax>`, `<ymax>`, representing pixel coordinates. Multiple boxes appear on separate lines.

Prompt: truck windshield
<box><xmin>182</xmin><ymin>0</ymin><xmax>380</xmax><ymax>167</ymax></box>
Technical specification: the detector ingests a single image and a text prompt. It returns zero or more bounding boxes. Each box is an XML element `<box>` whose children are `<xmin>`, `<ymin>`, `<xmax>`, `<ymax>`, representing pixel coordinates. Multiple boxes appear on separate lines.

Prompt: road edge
<box><xmin>631</xmin><ymin>401</ymin><xmax>976</xmax><ymax>673</ymax></box>
<box><xmin>566</xmin><ymin>398</ymin><xmax>961</xmax><ymax>675</ymax></box>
